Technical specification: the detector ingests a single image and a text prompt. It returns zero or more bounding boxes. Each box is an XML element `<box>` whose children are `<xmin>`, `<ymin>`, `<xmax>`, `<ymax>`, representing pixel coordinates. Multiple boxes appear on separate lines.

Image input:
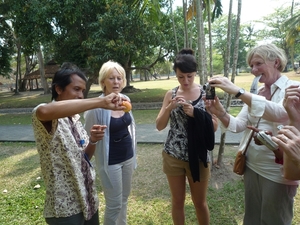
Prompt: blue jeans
<box><xmin>102</xmin><ymin>157</ymin><xmax>134</xmax><ymax>225</ymax></box>
<box><xmin>45</xmin><ymin>210</ymin><xmax>99</xmax><ymax>225</ymax></box>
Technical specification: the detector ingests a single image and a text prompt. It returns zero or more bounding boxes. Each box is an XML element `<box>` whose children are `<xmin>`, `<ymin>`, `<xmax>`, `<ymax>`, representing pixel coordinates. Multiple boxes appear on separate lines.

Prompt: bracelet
<box><xmin>89</xmin><ymin>136</ymin><xmax>98</xmax><ymax>145</ymax></box>
<box><xmin>219</xmin><ymin>111</ymin><xmax>227</xmax><ymax>118</ymax></box>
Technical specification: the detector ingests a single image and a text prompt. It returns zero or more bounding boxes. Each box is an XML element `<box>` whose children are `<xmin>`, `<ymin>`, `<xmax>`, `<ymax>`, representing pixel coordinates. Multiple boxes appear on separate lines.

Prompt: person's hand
<box><xmin>204</xmin><ymin>96</ymin><xmax>226</xmax><ymax>117</ymax></box>
<box><xmin>284</xmin><ymin>85</ymin><xmax>300</xmax><ymax>128</ymax></box>
<box><xmin>102</xmin><ymin>93</ymin><xmax>127</xmax><ymax>110</ymax></box>
<box><xmin>247</xmin><ymin>125</ymin><xmax>273</xmax><ymax>146</ymax></box>
<box><xmin>208</xmin><ymin>76</ymin><xmax>240</xmax><ymax>95</ymax></box>
<box><xmin>180</xmin><ymin>101</ymin><xmax>194</xmax><ymax>117</ymax></box>
<box><xmin>89</xmin><ymin>125</ymin><xmax>107</xmax><ymax>143</ymax></box>
<box><xmin>272</xmin><ymin>125</ymin><xmax>300</xmax><ymax>165</ymax></box>
<box><xmin>165</xmin><ymin>97</ymin><xmax>180</xmax><ymax>111</ymax></box>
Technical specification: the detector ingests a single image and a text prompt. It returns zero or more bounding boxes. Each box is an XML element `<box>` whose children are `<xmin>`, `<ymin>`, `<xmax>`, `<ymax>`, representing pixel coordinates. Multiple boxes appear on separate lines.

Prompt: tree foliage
<box><xmin>83</xmin><ymin>1</ymin><xmax>175</xmax><ymax>86</ymax></box>
<box><xmin>0</xmin><ymin>2</ymin><xmax>14</xmax><ymax>77</ymax></box>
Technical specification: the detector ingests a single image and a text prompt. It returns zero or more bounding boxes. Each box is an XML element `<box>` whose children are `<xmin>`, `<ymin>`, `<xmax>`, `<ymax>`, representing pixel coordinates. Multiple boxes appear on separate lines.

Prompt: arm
<box><xmin>273</xmin><ymin>84</ymin><xmax>300</xmax><ymax>180</ymax></box>
<box><xmin>272</xmin><ymin>125</ymin><xmax>300</xmax><ymax>180</ymax></box>
<box><xmin>211</xmin><ymin>114</ymin><xmax>219</xmax><ymax>132</ymax></box>
<box><xmin>205</xmin><ymin>96</ymin><xmax>230</xmax><ymax>127</ymax></box>
<box><xmin>156</xmin><ymin>90</ymin><xmax>177</xmax><ymax>131</ymax></box>
<box><xmin>209</xmin><ymin>76</ymin><xmax>289</xmax><ymax>123</ymax></box>
<box><xmin>36</xmin><ymin>93</ymin><xmax>125</xmax><ymax>122</ymax></box>
<box><xmin>84</xmin><ymin>124</ymin><xmax>107</xmax><ymax>160</ymax></box>
<box><xmin>284</xmin><ymin>85</ymin><xmax>300</xmax><ymax>130</ymax></box>
<box><xmin>209</xmin><ymin>76</ymin><xmax>253</xmax><ymax>107</ymax></box>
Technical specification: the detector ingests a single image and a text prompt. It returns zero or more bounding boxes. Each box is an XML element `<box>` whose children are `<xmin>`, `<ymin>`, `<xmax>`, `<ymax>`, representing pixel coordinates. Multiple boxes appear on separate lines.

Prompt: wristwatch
<box><xmin>235</xmin><ymin>88</ymin><xmax>245</xmax><ymax>98</ymax></box>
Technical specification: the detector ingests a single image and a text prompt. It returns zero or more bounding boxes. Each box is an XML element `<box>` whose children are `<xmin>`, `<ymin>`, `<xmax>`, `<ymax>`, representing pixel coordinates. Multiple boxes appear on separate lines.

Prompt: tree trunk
<box><xmin>183</xmin><ymin>0</ymin><xmax>188</xmax><ymax>48</ymax></box>
<box><xmin>290</xmin><ymin>0</ymin><xmax>295</xmax><ymax>71</ymax></box>
<box><xmin>230</xmin><ymin>0</ymin><xmax>242</xmax><ymax>83</ymax></box>
<box><xmin>217</xmin><ymin>0</ymin><xmax>233</xmax><ymax>165</ymax></box>
<box><xmin>14</xmin><ymin>42</ymin><xmax>21</xmax><ymax>95</ymax></box>
<box><xmin>195</xmin><ymin>0</ymin><xmax>206</xmax><ymax>84</ymax></box>
<box><xmin>37</xmin><ymin>45</ymin><xmax>50</xmax><ymax>94</ymax></box>
<box><xmin>207</xmin><ymin>0</ymin><xmax>213</xmax><ymax>79</ymax></box>
<box><xmin>170</xmin><ymin>0</ymin><xmax>179</xmax><ymax>53</ymax></box>
<box><xmin>20</xmin><ymin>56</ymin><xmax>28</xmax><ymax>91</ymax></box>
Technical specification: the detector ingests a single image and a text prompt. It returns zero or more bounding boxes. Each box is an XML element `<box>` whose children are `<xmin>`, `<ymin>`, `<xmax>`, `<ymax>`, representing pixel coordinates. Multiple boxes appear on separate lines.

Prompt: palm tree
<box><xmin>217</xmin><ymin>0</ymin><xmax>242</xmax><ymax>165</ymax></box>
<box><xmin>283</xmin><ymin>3</ymin><xmax>300</xmax><ymax>70</ymax></box>
<box><xmin>186</xmin><ymin>0</ymin><xmax>223</xmax><ymax>82</ymax></box>
<box><xmin>170</xmin><ymin>0</ymin><xmax>179</xmax><ymax>52</ymax></box>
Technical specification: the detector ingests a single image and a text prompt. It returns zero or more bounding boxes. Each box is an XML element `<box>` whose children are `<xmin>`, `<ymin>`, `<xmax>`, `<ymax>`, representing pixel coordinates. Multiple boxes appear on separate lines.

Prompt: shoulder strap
<box><xmin>172</xmin><ymin>86</ymin><xmax>179</xmax><ymax>99</ymax></box>
<box><xmin>255</xmin><ymin>86</ymin><xmax>279</xmax><ymax>128</ymax></box>
<box><xmin>244</xmin><ymin>86</ymin><xmax>279</xmax><ymax>154</ymax></box>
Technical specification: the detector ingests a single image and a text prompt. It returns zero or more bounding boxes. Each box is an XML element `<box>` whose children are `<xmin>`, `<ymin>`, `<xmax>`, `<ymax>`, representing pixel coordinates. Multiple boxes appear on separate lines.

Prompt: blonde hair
<box><xmin>98</xmin><ymin>60</ymin><xmax>127</xmax><ymax>91</ymax></box>
<box><xmin>246</xmin><ymin>44</ymin><xmax>287</xmax><ymax>72</ymax></box>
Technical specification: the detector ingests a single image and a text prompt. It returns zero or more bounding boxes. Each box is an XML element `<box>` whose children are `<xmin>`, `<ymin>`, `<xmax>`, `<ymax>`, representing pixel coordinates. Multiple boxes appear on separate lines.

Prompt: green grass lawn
<box><xmin>1</xmin><ymin>72</ymin><xmax>300</xmax><ymax>224</ymax></box>
<box><xmin>1</xmin><ymin>142</ymin><xmax>300</xmax><ymax>224</ymax></box>
<box><xmin>0</xmin><ymin>107</ymin><xmax>242</xmax><ymax>125</ymax></box>
<box><xmin>0</xmin><ymin>142</ymin><xmax>243</xmax><ymax>225</ymax></box>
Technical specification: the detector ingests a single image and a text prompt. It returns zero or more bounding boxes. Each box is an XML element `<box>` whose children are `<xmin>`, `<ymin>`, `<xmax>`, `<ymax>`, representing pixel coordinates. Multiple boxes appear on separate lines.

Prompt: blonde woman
<box><xmin>84</xmin><ymin>61</ymin><xmax>136</xmax><ymax>225</ymax></box>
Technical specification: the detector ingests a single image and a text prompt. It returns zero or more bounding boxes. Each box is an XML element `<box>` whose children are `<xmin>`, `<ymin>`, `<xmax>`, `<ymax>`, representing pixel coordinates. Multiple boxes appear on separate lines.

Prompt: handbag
<box><xmin>233</xmin><ymin>129</ymin><xmax>254</xmax><ymax>175</ymax></box>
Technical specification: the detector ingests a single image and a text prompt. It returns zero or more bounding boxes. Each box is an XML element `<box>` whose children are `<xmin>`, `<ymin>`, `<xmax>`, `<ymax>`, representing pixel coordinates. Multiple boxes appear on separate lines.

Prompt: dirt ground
<box><xmin>209</xmin><ymin>149</ymin><xmax>243</xmax><ymax>189</ymax></box>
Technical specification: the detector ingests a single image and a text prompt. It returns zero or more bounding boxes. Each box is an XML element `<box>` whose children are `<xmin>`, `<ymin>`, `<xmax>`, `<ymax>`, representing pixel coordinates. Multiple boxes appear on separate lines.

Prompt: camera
<box><xmin>257</xmin><ymin>131</ymin><xmax>278</xmax><ymax>151</ymax></box>
<box><xmin>203</xmin><ymin>83</ymin><xmax>215</xmax><ymax>99</ymax></box>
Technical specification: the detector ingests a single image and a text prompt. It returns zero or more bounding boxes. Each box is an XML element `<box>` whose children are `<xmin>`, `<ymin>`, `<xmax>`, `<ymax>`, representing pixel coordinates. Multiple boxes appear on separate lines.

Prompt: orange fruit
<box><xmin>122</xmin><ymin>101</ymin><xmax>132</xmax><ymax>112</ymax></box>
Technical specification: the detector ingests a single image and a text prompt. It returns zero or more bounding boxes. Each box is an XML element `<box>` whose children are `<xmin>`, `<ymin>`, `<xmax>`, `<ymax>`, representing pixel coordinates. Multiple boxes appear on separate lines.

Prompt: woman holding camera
<box><xmin>156</xmin><ymin>48</ymin><xmax>218</xmax><ymax>225</ymax></box>
<box><xmin>205</xmin><ymin>44</ymin><xmax>300</xmax><ymax>225</ymax></box>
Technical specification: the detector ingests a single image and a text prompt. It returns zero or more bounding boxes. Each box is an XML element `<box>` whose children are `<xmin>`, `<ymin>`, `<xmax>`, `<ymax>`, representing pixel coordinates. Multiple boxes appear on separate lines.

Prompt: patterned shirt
<box><xmin>32</xmin><ymin>104</ymin><xmax>99</xmax><ymax>220</ymax></box>
<box><xmin>164</xmin><ymin>86</ymin><xmax>207</xmax><ymax>161</ymax></box>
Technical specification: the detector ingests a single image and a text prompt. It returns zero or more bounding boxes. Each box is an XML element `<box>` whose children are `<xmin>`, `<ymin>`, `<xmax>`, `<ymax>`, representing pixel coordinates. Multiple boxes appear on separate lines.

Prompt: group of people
<box><xmin>32</xmin><ymin>43</ymin><xmax>300</xmax><ymax>225</ymax></box>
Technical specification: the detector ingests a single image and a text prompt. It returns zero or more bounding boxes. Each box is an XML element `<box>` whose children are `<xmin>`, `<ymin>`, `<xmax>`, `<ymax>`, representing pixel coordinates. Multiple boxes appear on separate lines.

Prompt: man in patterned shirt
<box><xmin>32</xmin><ymin>63</ymin><xmax>127</xmax><ymax>225</ymax></box>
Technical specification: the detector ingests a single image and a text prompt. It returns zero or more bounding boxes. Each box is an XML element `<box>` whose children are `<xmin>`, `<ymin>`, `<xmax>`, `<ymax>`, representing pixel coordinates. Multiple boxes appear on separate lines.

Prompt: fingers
<box><xmin>284</xmin><ymin>85</ymin><xmax>300</xmax><ymax>102</ymax></box>
<box><xmin>90</xmin><ymin>125</ymin><xmax>107</xmax><ymax>141</ymax></box>
<box><xmin>182</xmin><ymin>103</ymin><xmax>194</xmax><ymax>116</ymax></box>
<box><xmin>106</xmin><ymin>93</ymin><xmax>127</xmax><ymax>110</ymax></box>
<box><xmin>253</xmin><ymin>136</ymin><xmax>263</xmax><ymax>146</ymax></box>
<box><xmin>246</xmin><ymin>125</ymin><xmax>260</xmax><ymax>133</ymax></box>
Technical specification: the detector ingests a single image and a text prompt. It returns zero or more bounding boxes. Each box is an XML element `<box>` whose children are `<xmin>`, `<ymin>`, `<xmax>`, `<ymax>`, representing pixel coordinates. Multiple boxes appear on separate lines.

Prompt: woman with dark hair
<box><xmin>32</xmin><ymin>63</ymin><xmax>127</xmax><ymax>225</ymax></box>
<box><xmin>156</xmin><ymin>49</ymin><xmax>218</xmax><ymax>225</ymax></box>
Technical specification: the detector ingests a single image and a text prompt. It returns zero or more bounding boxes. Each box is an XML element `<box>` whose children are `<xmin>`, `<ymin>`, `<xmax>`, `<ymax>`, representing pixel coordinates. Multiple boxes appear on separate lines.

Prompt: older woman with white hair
<box><xmin>205</xmin><ymin>44</ymin><xmax>300</xmax><ymax>225</ymax></box>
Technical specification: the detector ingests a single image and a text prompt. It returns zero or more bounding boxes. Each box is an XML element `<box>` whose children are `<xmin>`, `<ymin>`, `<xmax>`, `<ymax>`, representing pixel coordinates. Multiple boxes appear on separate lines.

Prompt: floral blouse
<box><xmin>32</xmin><ymin>104</ymin><xmax>99</xmax><ymax>220</ymax></box>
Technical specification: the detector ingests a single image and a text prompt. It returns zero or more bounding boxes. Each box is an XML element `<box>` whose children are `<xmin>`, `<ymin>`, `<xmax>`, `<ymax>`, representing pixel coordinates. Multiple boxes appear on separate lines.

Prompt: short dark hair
<box><xmin>51</xmin><ymin>62</ymin><xmax>87</xmax><ymax>100</ymax></box>
<box><xmin>173</xmin><ymin>48</ymin><xmax>198</xmax><ymax>73</ymax></box>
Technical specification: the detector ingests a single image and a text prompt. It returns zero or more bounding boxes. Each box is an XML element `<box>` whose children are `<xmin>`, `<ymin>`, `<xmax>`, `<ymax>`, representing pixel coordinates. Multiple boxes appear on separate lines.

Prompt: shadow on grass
<box><xmin>127</xmin><ymin>143</ymin><xmax>245</xmax><ymax>225</ymax></box>
<box><xmin>0</xmin><ymin>143</ymin><xmax>40</xmax><ymax>176</ymax></box>
<box><xmin>3</xmin><ymin>153</ymin><xmax>40</xmax><ymax>179</ymax></box>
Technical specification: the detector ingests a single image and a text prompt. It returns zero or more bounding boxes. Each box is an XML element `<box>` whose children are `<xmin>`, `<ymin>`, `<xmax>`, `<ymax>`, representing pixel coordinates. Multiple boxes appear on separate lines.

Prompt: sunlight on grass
<box><xmin>0</xmin><ymin>113</ymin><xmax>32</xmax><ymax>125</ymax></box>
<box><xmin>0</xmin><ymin>143</ymin><xmax>45</xmax><ymax>225</ymax></box>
